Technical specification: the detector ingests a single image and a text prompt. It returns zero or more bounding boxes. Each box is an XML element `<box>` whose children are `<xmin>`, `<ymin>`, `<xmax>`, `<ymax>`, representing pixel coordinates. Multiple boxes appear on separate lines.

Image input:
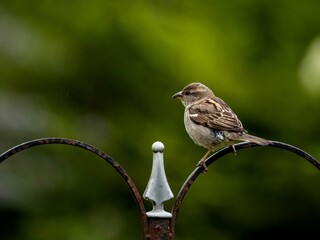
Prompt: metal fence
<box><xmin>0</xmin><ymin>138</ymin><xmax>319</xmax><ymax>239</ymax></box>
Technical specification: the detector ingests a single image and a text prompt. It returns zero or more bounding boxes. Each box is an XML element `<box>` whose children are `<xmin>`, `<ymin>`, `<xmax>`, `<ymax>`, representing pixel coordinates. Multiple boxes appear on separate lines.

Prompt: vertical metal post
<box><xmin>147</xmin><ymin>218</ymin><xmax>173</xmax><ymax>240</ymax></box>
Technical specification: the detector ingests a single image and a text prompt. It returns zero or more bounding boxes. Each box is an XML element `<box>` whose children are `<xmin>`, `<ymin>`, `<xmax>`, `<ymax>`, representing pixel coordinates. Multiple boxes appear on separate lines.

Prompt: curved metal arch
<box><xmin>0</xmin><ymin>137</ymin><xmax>149</xmax><ymax>237</ymax></box>
<box><xmin>170</xmin><ymin>140</ymin><xmax>320</xmax><ymax>235</ymax></box>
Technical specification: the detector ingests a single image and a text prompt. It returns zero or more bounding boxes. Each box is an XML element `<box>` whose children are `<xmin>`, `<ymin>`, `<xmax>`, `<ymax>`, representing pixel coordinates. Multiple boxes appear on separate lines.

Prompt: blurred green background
<box><xmin>0</xmin><ymin>0</ymin><xmax>320</xmax><ymax>239</ymax></box>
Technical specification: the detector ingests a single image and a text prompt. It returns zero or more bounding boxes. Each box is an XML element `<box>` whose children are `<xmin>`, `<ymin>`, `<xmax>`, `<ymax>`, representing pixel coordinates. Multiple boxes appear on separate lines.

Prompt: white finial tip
<box><xmin>152</xmin><ymin>141</ymin><xmax>164</xmax><ymax>152</ymax></box>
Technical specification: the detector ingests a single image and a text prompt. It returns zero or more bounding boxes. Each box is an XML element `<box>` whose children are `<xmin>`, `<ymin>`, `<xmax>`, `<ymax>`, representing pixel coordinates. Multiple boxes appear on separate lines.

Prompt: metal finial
<box><xmin>152</xmin><ymin>141</ymin><xmax>164</xmax><ymax>153</ymax></box>
<box><xmin>143</xmin><ymin>141</ymin><xmax>174</xmax><ymax>218</ymax></box>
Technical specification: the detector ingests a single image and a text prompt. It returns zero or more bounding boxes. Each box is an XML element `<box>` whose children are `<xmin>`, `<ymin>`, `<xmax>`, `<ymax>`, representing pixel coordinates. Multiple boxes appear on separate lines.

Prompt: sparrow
<box><xmin>172</xmin><ymin>82</ymin><xmax>269</xmax><ymax>171</ymax></box>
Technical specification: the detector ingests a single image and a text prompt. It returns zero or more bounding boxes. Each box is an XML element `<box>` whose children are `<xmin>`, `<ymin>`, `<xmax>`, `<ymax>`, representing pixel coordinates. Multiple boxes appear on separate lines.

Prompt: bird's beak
<box><xmin>172</xmin><ymin>91</ymin><xmax>183</xmax><ymax>100</ymax></box>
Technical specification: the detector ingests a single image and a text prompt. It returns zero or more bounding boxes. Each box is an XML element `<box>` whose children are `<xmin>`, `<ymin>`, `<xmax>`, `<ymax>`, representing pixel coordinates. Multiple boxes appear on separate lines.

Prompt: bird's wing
<box><xmin>188</xmin><ymin>97</ymin><xmax>245</xmax><ymax>132</ymax></box>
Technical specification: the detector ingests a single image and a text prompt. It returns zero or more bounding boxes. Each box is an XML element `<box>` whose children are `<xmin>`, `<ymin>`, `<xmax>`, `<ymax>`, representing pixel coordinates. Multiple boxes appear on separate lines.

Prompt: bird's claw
<box><xmin>230</xmin><ymin>144</ymin><xmax>237</xmax><ymax>155</ymax></box>
<box><xmin>197</xmin><ymin>159</ymin><xmax>208</xmax><ymax>173</ymax></box>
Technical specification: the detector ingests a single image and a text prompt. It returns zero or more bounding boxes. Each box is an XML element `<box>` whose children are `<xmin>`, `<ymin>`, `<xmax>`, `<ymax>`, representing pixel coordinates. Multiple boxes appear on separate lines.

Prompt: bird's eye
<box><xmin>185</xmin><ymin>91</ymin><xmax>191</xmax><ymax>95</ymax></box>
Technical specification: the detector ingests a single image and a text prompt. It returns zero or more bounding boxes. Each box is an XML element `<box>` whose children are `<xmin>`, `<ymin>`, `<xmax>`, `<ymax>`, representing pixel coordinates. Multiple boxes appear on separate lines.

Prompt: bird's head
<box><xmin>172</xmin><ymin>82</ymin><xmax>214</xmax><ymax>107</ymax></box>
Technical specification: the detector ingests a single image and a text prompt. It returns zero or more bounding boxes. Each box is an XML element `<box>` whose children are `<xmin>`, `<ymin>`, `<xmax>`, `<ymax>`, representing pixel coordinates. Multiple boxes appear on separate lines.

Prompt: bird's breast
<box><xmin>184</xmin><ymin>109</ymin><xmax>225</xmax><ymax>149</ymax></box>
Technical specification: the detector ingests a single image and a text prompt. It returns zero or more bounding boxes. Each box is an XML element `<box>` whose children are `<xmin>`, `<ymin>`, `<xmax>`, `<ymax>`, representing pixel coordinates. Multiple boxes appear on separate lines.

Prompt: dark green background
<box><xmin>0</xmin><ymin>1</ymin><xmax>319</xmax><ymax>239</ymax></box>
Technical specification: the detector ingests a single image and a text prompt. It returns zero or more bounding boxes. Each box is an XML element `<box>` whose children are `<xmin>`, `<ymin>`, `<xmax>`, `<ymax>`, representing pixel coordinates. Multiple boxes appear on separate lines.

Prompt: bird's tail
<box><xmin>238</xmin><ymin>133</ymin><xmax>269</xmax><ymax>146</ymax></box>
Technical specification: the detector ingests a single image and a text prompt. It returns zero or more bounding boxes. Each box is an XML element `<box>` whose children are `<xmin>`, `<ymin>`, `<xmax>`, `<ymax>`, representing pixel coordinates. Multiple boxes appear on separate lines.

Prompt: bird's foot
<box><xmin>230</xmin><ymin>144</ymin><xmax>237</xmax><ymax>155</ymax></box>
<box><xmin>197</xmin><ymin>159</ymin><xmax>208</xmax><ymax>173</ymax></box>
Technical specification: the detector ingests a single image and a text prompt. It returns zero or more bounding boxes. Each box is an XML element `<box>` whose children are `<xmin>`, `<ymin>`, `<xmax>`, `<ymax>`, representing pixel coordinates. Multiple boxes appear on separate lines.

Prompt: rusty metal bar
<box><xmin>147</xmin><ymin>218</ymin><xmax>172</xmax><ymax>240</ymax></box>
<box><xmin>170</xmin><ymin>140</ymin><xmax>320</xmax><ymax>237</ymax></box>
<box><xmin>0</xmin><ymin>137</ymin><xmax>150</xmax><ymax>238</ymax></box>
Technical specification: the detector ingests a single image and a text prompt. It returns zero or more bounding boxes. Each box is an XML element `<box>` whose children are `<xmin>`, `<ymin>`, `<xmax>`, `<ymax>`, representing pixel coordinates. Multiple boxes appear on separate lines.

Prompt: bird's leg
<box><xmin>230</xmin><ymin>144</ymin><xmax>237</xmax><ymax>155</ymax></box>
<box><xmin>197</xmin><ymin>150</ymin><xmax>212</xmax><ymax>172</ymax></box>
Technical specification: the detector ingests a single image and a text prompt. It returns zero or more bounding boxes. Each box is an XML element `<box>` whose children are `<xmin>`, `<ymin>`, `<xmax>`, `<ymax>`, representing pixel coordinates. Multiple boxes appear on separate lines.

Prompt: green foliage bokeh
<box><xmin>0</xmin><ymin>1</ymin><xmax>320</xmax><ymax>239</ymax></box>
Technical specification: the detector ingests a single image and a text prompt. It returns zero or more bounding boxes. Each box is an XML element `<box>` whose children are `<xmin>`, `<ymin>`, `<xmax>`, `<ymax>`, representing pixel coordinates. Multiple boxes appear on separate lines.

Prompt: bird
<box><xmin>172</xmin><ymin>82</ymin><xmax>269</xmax><ymax>172</ymax></box>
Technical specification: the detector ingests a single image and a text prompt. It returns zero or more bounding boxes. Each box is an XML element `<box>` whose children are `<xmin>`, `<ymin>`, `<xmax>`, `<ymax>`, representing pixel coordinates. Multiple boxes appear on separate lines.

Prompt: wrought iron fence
<box><xmin>0</xmin><ymin>138</ymin><xmax>319</xmax><ymax>239</ymax></box>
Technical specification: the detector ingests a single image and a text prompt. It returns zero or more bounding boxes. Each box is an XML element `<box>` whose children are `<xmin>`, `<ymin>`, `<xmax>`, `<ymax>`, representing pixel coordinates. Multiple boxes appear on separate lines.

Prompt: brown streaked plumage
<box><xmin>173</xmin><ymin>82</ymin><xmax>268</xmax><ymax>172</ymax></box>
